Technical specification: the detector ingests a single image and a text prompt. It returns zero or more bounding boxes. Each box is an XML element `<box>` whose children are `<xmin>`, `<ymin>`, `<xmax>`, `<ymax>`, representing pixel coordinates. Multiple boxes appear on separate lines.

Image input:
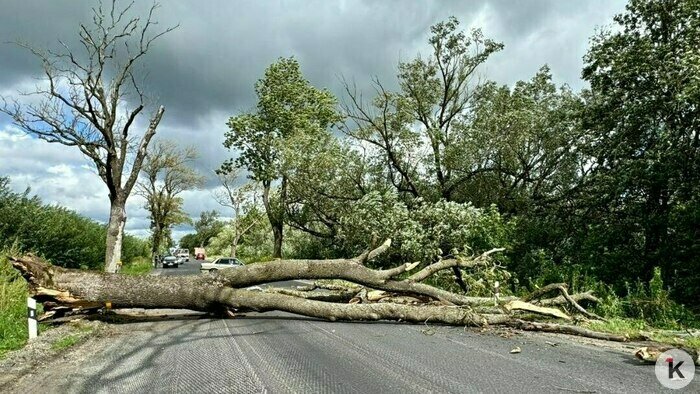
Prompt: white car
<box><xmin>200</xmin><ymin>257</ymin><xmax>244</xmax><ymax>273</ymax></box>
<box><xmin>176</xmin><ymin>249</ymin><xmax>189</xmax><ymax>262</ymax></box>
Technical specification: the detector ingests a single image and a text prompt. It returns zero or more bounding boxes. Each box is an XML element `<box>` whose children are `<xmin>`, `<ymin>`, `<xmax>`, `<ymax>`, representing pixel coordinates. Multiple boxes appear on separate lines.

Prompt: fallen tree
<box><xmin>10</xmin><ymin>240</ymin><xmax>626</xmax><ymax>341</ymax></box>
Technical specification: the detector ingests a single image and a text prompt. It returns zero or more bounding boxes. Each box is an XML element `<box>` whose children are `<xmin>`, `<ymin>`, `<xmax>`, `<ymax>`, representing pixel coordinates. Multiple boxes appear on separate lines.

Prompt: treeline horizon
<box><xmin>0</xmin><ymin>177</ymin><xmax>149</xmax><ymax>269</ymax></box>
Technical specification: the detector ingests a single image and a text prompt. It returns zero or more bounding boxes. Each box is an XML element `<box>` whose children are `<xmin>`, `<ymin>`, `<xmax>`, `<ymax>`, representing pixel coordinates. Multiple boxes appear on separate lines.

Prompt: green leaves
<box><xmin>577</xmin><ymin>0</ymin><xmax>700</xmax><ymax>301</ymax></box>
<box><xmin>337</xmin><ymin>191</ymin><xmax>511</xmax><ymax>267</ymax></box>
<box><xmin>343</xmin><ymin>17</ymin><xmax>504</xmax><ymax>201</ymax></box>
<box><xmin>224</xmin><ymin>57</ymin><xmax>341</xmax><ymax>185</ymax></box>
<box><xmin>137</xmin><ymin>141</ymin><xmax>204</xmax><ymax>254</ymax></box>
<box><xmin>0</xmin><ymin>177</ymin><xmax>147</xmax><ymax>269</ymax></box>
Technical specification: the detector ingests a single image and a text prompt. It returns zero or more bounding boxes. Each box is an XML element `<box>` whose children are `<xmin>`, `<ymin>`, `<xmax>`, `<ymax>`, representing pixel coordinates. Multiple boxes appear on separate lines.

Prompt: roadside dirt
<box><xmin>0</xmin><ymin>320</ymin><xmax>115</xmax><ymax>391</ymax></box>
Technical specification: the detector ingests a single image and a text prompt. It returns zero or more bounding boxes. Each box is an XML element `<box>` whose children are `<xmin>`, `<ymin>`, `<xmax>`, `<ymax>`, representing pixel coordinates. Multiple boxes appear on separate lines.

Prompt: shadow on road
<box><xmin>68</xmin><ymin>318</ymin><xmax>284</xmax><ymax>393</ymax></box>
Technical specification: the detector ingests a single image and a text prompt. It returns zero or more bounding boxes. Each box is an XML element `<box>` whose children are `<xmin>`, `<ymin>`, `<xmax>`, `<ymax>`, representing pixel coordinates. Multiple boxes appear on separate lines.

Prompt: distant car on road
<box><xmin>176</xmin><ymin>249</ymin><xmax>189</xmax><ymax>262</ymax></box>
<box><xmin>200</xmin><ymin>257</ymin><xmax>244</xmax><ymax>273</ymax></box>
<box><xmin>194</xmin><ymin>247</ymin><xmax>206</xmax><ymax>260</ymax></box>
<box><xmin>162</xmin><ymin>255</ymin><xmax>179</xmax><ymax>268</ymax></box>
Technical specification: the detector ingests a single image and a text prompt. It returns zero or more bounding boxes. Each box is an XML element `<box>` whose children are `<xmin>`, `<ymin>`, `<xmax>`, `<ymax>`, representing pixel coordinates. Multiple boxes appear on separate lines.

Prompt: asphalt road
<box><xmin>13</xmin><ymin>261</ymin><xmax>700</xmax><ymax>393</ymax></box>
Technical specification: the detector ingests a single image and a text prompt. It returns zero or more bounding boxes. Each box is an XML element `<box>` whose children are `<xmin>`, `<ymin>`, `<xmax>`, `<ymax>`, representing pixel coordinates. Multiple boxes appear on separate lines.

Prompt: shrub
<box><xmin>0</xmin><ymin>177</ymin><xmax>148</xmax><ymax>269</ymax></box>
<box><xmin>619</xmin><ymin>267</ymin><xmax>697</xmax><ymax>328</ymax></box>
<box><xmin>0</xmin><ymin>248</ymin><xmax>29</xmax><ymax>357</ymax></box>
<box><xmin>120</xmin><ymin>256</ymin><xmax>153</xmax><ymax>275</ymax></box>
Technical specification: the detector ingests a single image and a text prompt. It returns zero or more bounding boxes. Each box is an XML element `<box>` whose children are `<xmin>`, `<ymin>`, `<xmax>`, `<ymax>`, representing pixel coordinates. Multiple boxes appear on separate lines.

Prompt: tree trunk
<box><xmin>151</xmin><ymin>223</ymin><xmax>163</xmax><ymax>257</ymax></box>
<box><xmin>272</xmin><ymin>226</ymin><xmax>283</xmax><ymax>259</ymax></box>
<box><xmin>262</xmin><ymin>179</ymin><xmax>285</xmax><ymax>259</ymax></box>
<box><xmin>10</xmin><ymin>244</ymin><xmax>620</xmax><ymax>342</ymax></box>
<box><xmin>231</xmin><ymin>235</ymin><xmax>238</xmax><ymax>258</ymax></box>
<box><xmin>274</xmin><ymin>176</ymin><xmax>288</xmax><ymax>258</ymax></box>
<box><xmin>105</xmin><ymin>198</ymin><xmax>127</xmax><ymax>273</ymax></box>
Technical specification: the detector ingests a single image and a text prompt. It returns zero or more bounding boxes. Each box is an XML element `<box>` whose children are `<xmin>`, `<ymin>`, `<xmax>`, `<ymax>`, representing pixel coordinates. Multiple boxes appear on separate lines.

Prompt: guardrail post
<box><xmin>27</xmin><ymin>297</ymin><xmax>38</xmax><ymax>339</ymax></box>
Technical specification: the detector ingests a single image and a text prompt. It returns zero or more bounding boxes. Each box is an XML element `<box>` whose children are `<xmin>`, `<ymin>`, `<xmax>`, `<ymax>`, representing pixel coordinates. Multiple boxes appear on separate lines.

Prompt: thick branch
<box><xmin>409</xmin><ymin>248</ymin><xmax>505</xmax><ymax>282</ymax></box>
<box><xmin>11</xmin><ymin>255</ymin><xmax>622</xmax><ymax>342</ymax></box>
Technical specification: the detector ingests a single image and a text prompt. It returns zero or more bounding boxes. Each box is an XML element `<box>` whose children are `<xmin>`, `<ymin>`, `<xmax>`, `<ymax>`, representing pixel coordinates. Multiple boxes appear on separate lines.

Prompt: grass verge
<box><xmin>0</xmin><ymin>249</ymin><xmax>29</xmax><ymax>358</ymax></box>
<box><xmin>121</xmin><ymin>256</ymin><xmax>153</xmax><ymax>275</ymax></box>
<box><xmin>584</xmin><ymin>318</ymin><xmax>700</xmax><ymax>348</ymax></box>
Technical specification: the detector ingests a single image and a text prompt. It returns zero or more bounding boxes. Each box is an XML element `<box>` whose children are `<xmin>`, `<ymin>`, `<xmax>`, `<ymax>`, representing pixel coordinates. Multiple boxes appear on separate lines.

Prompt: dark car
<box><xmin>162</xmin><ymin>255</ymin><xmax>179</xmax><ymax>268</ymax></box>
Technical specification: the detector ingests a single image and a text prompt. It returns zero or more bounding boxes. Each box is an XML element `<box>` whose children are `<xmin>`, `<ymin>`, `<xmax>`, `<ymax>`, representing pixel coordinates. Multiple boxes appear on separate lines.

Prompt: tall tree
<box><xmin>136</xmin><ymin>141</ymin><xmax>204</xmax><ymax>257</ymax></box>
<box><xmin>222</xmin><ymin>58</ymin><xmax>340</xmax><ymax>257</ymax></box>
<box><xmin>580</xmin><ymin>0</ymin><xmax>700</xmax><ymax>296</ymax></box>
<box><xmin>194</xmin><ymin>210</ymin><xmax>224</xmax><ymax>248</ymax></box>
<box><xmin>459</xmin><ymin>66</ymin><xmax>584</xmax><ymax>214</ymax></box>
<box><xmin>0</xmin><ymin>1</ymin><xmax>176</xmax><ymax>272</ymax></box>
<box><xmin>342</xmin><ymin>17</ymin><xmax>503</xmax><ymax>202</ymax></box>
<box><xmin>213</xmin><ymin>169</ymin><xmax>262</xmax><ymax>258</ymax></box>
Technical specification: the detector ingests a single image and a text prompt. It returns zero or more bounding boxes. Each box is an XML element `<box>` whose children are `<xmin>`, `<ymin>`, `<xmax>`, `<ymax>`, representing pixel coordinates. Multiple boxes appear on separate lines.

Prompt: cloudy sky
<box><xmin>0</xmin><ymin>0</ymin><xmax>626</xmax><ymax>241</ymax></box>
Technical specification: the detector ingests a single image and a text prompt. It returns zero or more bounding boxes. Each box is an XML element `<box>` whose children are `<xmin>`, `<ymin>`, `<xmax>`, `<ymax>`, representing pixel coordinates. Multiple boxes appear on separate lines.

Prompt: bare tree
<box><xmin>136</xmin><ymin>141</ymin><xmax>204</xmax><ymax>258</ymax></box>
<box><xmin>213</xmin><ymin>169</ymin><xmax>261</xmax><ymax>258</ymax></box>
<box><xmin>0</xmin><ymin>1</ymin><xmax>177</xmax><ymax>272</ymax></box>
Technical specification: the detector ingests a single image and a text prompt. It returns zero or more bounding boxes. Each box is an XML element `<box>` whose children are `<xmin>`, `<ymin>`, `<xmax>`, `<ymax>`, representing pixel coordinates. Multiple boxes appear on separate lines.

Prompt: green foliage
<box><xmin>178</xmin><ymin>233</ymin><xmax>199</xmax><ymax>252</ymax></box>
<box><xmin>213</xmin><ymin>9</ymin><xmax>700</xmax><ymax>322</ymax></box>
<box><xmin>206</xmin><ymin>215</ymin><xmax>273</xmax><ymax>262</ymax></box>
<box><xmin>120</xmin><ymin>256</ymin><xmax>153</xmax><ymax>276</ymax></box>
<box><xmin>0</xmin><ymin>177</ymin><xmax>148</xmax><ymax>269</ymax></box>
<box><xmin>137</xmin><ymin>141</ymin><xmax>204</xmax><ymax>256</ymax></box>
<box><xmin>191</xmin><ymin>210</ymin><xmax>225</xmax><ymax>249</ymax></box>
<box><xmin>618</xmin><ymin>267</ymin><xmax>697</xmax><ymax>328</ymax></box>
<box><xmin>585</xmin><ymin>317</ymin><xmax>700</xmax><ymax>348</ymax></box>
<box><xmin>585</xmin><ymin>318</ymin><xmax>648</xmax><ymax>338</ymax></box>
<box><xmin>459</xmin><ymin>66</ymin><xmax>584</xmax><ymax>212</ymax></box>
<box><xmin>576</xmin><ymin>0</ymin><xmax>700</xmax><ymax>303</ymax></box>
<box><xmin>223</xmin><ymin>57</ymin><xmax>343</xmax><ymax>257</ymax></box>
<box><xmin>338</xmin><ymin>191</ymin><xmax>512</xmax><ymax>268</ymax></box>
<box><xmin>344</xmin><ymin>17</ymin><xmax>504</xmax><ymax>203</ymax></box>
<box><xmin>223</xmin><ymin>57</ymin><xmax>341</xmax><ymax>185</ymax></box>
<box><xmin>0</xmin><ymin>248</ymin><xmax>28</xmax><ymax>357</ymax></box>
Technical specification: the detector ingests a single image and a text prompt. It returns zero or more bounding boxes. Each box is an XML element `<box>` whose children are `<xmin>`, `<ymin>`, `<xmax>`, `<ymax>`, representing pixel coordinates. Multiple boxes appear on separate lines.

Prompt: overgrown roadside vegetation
<box><xmin>0</xmin><ymin>178</ymin><xmax>150</xmax><ymax>356</ymax></box>
<box><xmin>120</xmin><ymin>257</ymin><xmax>153</xmax><ymax>276</ymax></box>
<box><xmin>0</xmin><ymin>249</ymin><xmax>28</xmax><ymax>357</ymax></box>
<box><xmin>182</xmin><ymin>0</ymin><xmax>700</xmax><ymax>333</ymax></box>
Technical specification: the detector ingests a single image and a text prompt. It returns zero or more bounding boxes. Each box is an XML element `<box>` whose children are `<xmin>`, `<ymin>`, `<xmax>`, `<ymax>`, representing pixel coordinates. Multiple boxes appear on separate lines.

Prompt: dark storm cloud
<box><xmin>1</xmin><ymin>0</ymin><xmax>624</xmax><ymax>125</ymax></box>
<box><xmin>0</xmin><ymin>0</ymin><xmax>626</xmax><ymax>238</ymax></box>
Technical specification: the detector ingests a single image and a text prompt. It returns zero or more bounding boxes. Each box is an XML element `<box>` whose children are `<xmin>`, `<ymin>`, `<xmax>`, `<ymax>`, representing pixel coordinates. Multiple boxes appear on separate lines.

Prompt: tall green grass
<box><xmin>0</xmin><ymin>249</ymin><xmax>29</xmax><ymax>357</ymax></box>
<box><xmin>120</xmin><ymin>256</ymin><xmax>153</xmax><ymax>275</ymax></box>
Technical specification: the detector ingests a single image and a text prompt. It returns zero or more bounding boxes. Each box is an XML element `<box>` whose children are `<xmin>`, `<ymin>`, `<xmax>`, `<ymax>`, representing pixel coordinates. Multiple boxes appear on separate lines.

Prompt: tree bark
<box><xmin>231</xmin><ymin>234</ymin><xmax>239</xmax><ymax>258</ymax></box>
<box><xmin>105</xmin><ymin>198</ymin><xmax>127</xmax><ymax>273</ymax></box>
<box><xmin>272</xmin><ymin>226</ymin><xmax>283</xmax><ymax>259</ymax></box>
<box><xmin>6</xmin><ymin>255</ymin><xmax>512</xmax><ymax>327</ymax></box>
<box><xmin>10</xmin><ymin>242</ymin><xmax>618</xmax><ymax>343</ymax></box>
<box><xmin>262</xmin><ymin>179</ymin><xmax>285</xmax><ymax>259</ymax></box>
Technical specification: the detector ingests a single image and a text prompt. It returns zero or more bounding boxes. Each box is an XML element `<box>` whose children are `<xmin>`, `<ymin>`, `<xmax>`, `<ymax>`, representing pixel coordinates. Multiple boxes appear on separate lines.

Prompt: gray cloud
<box><xmin>0</xmin><ymin>0</ymin><xmax>626</xmax><ymax>241</ymax></box>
